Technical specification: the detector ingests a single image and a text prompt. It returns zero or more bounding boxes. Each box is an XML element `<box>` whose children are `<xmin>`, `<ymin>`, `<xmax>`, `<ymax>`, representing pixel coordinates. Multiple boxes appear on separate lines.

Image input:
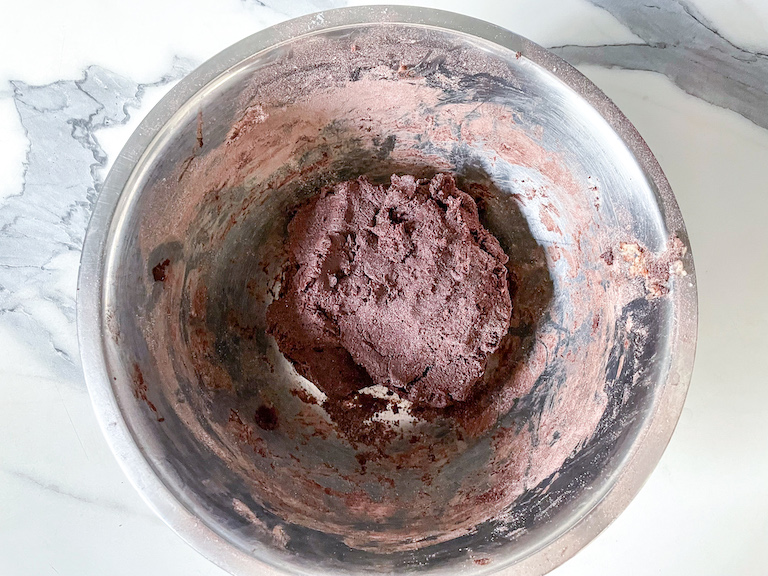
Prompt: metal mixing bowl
<box><xmin>78</xmin><ymin>6</ymin><xmax>697</xmax><ymax>576</ymax></box>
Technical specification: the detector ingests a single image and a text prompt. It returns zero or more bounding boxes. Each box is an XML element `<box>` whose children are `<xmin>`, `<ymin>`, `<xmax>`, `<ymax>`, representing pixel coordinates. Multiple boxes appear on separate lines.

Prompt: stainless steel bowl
<box><xmin>78</xmin><ymin>6</ymin><xmax>697</xmax><ymax>576</ymax></box>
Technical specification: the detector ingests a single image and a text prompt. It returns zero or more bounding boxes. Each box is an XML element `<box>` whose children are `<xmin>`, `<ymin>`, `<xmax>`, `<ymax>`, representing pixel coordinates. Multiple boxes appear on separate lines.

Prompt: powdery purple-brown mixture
<box><xmin>136</xmin><ymin>85</ymin><xmax>615</xmax><ymax>549</ymax></box>
<box><xmin>266</xmin><ymin>173</ymin><xmax>512</xmax><ymax>408</ymax></box>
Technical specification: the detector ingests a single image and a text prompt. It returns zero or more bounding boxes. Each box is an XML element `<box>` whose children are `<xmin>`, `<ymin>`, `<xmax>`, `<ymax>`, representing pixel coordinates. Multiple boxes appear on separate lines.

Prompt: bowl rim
<box><xmin>77</xmin><ymin>5</ymin><xmax>698</xmax><ymax>576</ymax></box>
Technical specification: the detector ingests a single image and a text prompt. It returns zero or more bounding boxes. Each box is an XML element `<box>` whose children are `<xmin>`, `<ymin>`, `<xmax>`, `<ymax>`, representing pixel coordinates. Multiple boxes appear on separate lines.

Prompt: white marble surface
<box><xmin>1</xmin><ymin>1</ymin><xmax>766</xmax><ymax>574</ymax></box>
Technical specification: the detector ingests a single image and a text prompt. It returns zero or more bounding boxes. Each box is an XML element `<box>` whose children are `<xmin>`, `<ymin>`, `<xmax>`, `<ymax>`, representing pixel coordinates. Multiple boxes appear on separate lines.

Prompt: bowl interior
<box><xmin>99</xmin><ymin>22</ymin><xmax>684</xmax><ymax>575</ymax></box>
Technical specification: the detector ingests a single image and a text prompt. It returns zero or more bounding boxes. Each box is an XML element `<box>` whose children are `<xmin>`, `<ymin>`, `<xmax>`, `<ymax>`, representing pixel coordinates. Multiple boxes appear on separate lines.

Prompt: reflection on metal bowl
<box><xmin>78</xmin><ymin>6</ymin><xmax>697</xmax><ymax>576</ymax></box>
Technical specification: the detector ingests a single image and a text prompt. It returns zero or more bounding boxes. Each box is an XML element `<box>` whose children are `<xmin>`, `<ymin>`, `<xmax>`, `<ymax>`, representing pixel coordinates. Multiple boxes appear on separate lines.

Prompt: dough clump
<box><xmin>266</xmin><ymin>174</ymin><xmax>512</xmax><ymax>408</ymax></box>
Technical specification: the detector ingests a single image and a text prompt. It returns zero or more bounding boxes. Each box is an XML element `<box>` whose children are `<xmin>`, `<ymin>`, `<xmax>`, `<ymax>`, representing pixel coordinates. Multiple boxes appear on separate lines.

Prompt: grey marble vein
<box><xmin>550</xmin><ymin>0</ymin><xmax>768</xmax><ymax>130</ymax></box>
<box><xmin>2</xmin><ymin>467</ymin><xmax>148</xmax><ymax>517</ymax></box>
<box><xmin>0</xmin><ymin>59</ymin><xmax>194</xmax><ymax>386</ymax></box>
<box><xmin>244</xmin><ymin>0</ymin><xmax>345</xmax><ymax>14</ymax></box>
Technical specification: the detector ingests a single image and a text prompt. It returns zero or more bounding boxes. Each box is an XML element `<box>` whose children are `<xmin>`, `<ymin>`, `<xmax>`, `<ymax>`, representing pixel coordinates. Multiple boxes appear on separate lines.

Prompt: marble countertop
<box><xmin>1</xmin><ymin>1</ymin><xmax>766</xmax><ymax>574</ymax></box>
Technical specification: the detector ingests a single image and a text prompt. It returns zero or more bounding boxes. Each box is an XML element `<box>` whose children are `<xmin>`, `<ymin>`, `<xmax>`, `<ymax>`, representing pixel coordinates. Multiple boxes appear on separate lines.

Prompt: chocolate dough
<box><xmin>266</xmin><ymin>174</ymin><xmax>512</xmax><ymax>408</ymax></box>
